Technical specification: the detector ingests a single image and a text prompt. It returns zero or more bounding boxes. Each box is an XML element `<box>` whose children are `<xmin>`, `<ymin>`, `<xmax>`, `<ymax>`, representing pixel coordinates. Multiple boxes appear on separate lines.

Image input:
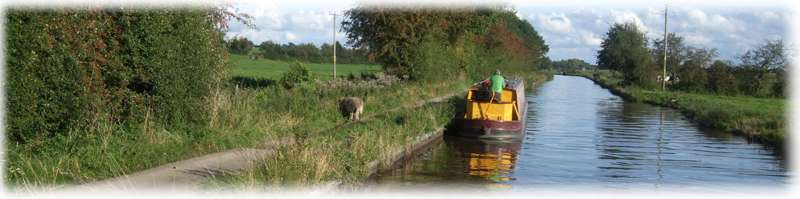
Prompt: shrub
<box><xmin>707</xmin><ymin>60</ymin><xmax>738</xmax><ymax>95</ymax></box>
<box><xmin>279</xmin><ymin>61</ymin><xmax>314</xmax><ymax>89</ymax></box>
<box><xmin>6</xmin><ymin>9</ymin><xmax>227</xmax><ymax>144</ymax></box>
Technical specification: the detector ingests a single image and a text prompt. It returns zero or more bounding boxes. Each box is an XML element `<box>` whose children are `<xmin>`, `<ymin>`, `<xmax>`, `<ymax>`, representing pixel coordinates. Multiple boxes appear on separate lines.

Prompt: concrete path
<box><xmin>72</xmin><ymin>138</ymin><xmax>293</xmax><ymax>191</ymax></box>
<box><xmin>70</xmin><ymin>92</ymin><xmax>461</xmax><ymax>191</ymax></box>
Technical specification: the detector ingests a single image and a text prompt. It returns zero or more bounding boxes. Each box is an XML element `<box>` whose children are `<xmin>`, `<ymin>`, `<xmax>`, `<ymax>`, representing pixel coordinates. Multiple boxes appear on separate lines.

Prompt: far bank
<box><xmin>567</xmin><ymin>70</ymin><xmax>785</xmax><ymax>150</ymax></box>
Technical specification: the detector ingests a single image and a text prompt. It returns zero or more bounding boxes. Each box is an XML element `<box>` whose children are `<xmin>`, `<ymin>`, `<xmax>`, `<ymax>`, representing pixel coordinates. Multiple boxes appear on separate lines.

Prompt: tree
<box><xmin>707</xmin><ymin>60</ymin><xmax>737</xmax><ymax>95</ymax></box>
<box><xmin>552</xmin><ymin>58</ymin><xmax>594</xmax><ymax>73</ymax></box>
<box><xmin>227</xmin><ymin>36</ymin><xmax>254</xmax><ymax>54</ymax></box>
<box><xmin>674</xmin><ymin>47</ymin><xmax>716</xmax><ymax>91</ymax></box>
<box><xmin>772</xmin><ymin>68</ymin><xmax>786</xmax><ymax>97</ymax></box>
<box><xmin>738</xmin><ymin>39</ymin><xmax>787</xmax><ymax>96</ymax></box>
<box><xmin>259</xmin><ymin>40</ymin><xmax>286</xmax><ymax>60</ymax></box>
<box><xmin>342</xmin><ymin>5</ymin><xmax>548</xmax><ymax>80</ymax></box>
<box><xmin>651</xmin><ymin>33</ymin><xmax>687</xmax><ymax>73</ymax></box>
<box><xmin>597</xmin><ymin>22</ymin><xmax>657</xmax><ymax>87</ymax></box>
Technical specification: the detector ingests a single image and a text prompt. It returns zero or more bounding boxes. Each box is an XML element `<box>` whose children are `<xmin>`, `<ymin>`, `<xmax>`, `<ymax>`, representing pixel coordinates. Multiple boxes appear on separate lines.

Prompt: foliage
<box><xmin>581</xmin><ymin>70</ymin><xmax>785</xmax><ymax>148</ymax></box>
<box><xmin>551</xmin><ymin>58</ymin><xmax>595</xmax><ymax>73</ymax></box>
<box><xmin>279</xmin><ymin>61</ymin><xmax>314</xmax><ymax>89</ymax></box>
<box><xmin>673</xmin><ymin>47</ymin><xmax>716</xmax><ymax>91</ymax></box>
<box><xmin>738</xmin><ymin>39</ymin><xmax>788</xmax><ymax>97</ymax></box>
<box><xmin>597</xmin><ymin>22</ymin><xmax>657</xmax><ymax>87</ymax></box>
<box><xmin>651</xmin><ymin>33</ymin><xmax>686</xmax><ymax>72</ymax></box>
<box><xmin>646</xmin><ymin>33</ymin><xmax>786</xmax><ymax>98</ymax></box>
<box><xmin>342</xmin><ymin>5</ymin><xmax>548</xmax><ymax>80</ymax></box>
<box><xmin>706</xmin><ymin>60</ymin><xmax>738</xmax><ymax>95</ymax></box>
<box><xmin>254</xmin><ymin>40</ymin><xmax>372</xmax><ymax>64</ymax></box>
<box><xmin>772</xmin><ymin>68</ymin><xmax>786</xmax><ymax>97</ymax></box>
<box><xmin>227</xmin><ymin>36</ymin><xmax>255</xmax><ymax>54</ymax></box>
<box><xmin>6</xmin><ymin>9</ymin><xmax>228</xmax><ymax>145</ymax></box>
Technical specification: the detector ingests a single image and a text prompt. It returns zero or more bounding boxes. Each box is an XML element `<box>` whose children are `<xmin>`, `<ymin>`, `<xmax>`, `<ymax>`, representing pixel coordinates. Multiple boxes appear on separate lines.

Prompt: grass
<box><xmin>572</xmin><ymin>70</ymin><xmax>786</xmax><ymax>147</ymax></box>
<box><xmin>6</xmin><ymin>65</ymin><xmax>471</xmax><ymax>189</ymax></box>
<box><xmin>205</xmin><ymin>101</ymin><xmax>457</xmax><ymax>187</ymax></box>
<box><xmin>7</xmin><ymin>52</ymin><xmax>551</xmax><ymax>188</ymax></box>
<box><xmin>229</xmin><ymin>54</ymin><xmax>381</xmax><ymax>80</ymax></box>
<box><xmin>201</xmin><ymin>72</ymin><xmax>552</xmax><ymax>187</ymax></box>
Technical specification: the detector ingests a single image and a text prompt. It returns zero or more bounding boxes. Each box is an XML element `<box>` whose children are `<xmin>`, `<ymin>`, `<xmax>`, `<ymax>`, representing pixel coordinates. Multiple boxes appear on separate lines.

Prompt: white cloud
<box><xmin>521</xmin><ymin>6</ymin><xmax>788</xmax><ymax>63</ymax></box>
<box><xmin>610</xmin><ymin>10</ymin><xmax>648</xmax><ymax>32</ymax></box>
<box><xmin>580</xmin><ymin>31</ymin><xmax>603</xmax><ymax>46</ymax></box>
<box><xmin>536</xmin><ymin>13</ymin><xmax>573</xmax><ymax>34</ymax></box>
<box><xmin>225</xmin><ymin>2</ymin><xmax>347</xmax><ymax>45</ymax></box>
<box><xmin>283</xmin><ymin>10</ymin><xmax>332</xmax><ymax>32</ymax></box>
<box><xmin>683</xmin><ymin>33</ymin><xmax>712</xmax><ymax>46</ymax></box>
<box><xmin>285</xmin><ymin>32</ymin><xmax>298</xmax><ymax>41</ymax></box>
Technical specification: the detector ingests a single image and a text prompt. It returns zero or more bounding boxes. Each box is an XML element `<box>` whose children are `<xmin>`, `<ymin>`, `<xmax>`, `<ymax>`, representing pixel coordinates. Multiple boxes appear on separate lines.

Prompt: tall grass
<box><xmin>6</xmin><ymin>65</ymin><xmax>471</xmax><ymax>188</ymax></box>
<box><xmin>202</xmin><ymin>70</ymin><xmax>553</xmax><ymax>187</ymax></box>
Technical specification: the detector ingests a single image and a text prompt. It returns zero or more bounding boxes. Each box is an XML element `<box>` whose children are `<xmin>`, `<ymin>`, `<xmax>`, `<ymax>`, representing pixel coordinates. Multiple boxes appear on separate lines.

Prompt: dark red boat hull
<box><xmin>454</xmin><ymin>119</ymin><xmax>524</xmax><ymax>140</ymax></box>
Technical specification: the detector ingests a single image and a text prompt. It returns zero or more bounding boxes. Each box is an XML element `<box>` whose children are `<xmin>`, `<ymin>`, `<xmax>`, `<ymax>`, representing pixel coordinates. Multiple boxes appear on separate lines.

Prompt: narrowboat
<box><xmin>454</xmin><ymin>78</ymin><xmax>526</xmax><ymax>139</ymax></box>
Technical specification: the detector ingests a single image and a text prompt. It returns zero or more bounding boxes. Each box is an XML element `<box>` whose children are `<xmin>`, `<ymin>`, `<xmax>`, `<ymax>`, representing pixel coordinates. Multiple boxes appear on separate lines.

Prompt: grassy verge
<box><xmin>202</xmin><ymin>72</ymin><xmax>553</xmax><ymax>187</ymax></box>
<box><xmin>7</xmin><ymin>52</ymin><xmax>551</xmax><ymax>188</ymax></box>
<box><xmin>571</xmin><ymin>70</ymin><xmax>785</xmax><ymax>148</ymax></box>
<box><xmin>5</xmin><ymin>57</ymin><xmax>463</xmax><ymax>188</ymax></box>
<box><xmin>229</xmin><ymin>54</ymin><xmax>381</xmax><ymax>80</ymax></box>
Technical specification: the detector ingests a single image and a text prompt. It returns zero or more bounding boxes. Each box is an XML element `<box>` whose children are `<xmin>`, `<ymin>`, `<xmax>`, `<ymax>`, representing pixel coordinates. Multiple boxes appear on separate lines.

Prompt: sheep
<box><xmin>339</xmin><ymin>97</ymin><xmax>364</xmax><ymax>121</ymax></box>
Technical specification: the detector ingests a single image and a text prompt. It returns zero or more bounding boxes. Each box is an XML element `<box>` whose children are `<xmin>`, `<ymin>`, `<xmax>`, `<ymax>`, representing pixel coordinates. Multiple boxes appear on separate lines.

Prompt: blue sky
<box><xmin>225</xmin><ymin>0</ymin><xmax>794</xmax><ymax>64</ymax></box>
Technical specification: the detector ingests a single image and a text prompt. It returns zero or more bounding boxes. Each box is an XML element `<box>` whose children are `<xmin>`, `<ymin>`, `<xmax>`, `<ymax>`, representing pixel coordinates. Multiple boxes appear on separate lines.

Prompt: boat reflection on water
<box><xmin>444</xmin><ymin>135</ymin><xmax>522</xmax><ymax>187</ymax></box>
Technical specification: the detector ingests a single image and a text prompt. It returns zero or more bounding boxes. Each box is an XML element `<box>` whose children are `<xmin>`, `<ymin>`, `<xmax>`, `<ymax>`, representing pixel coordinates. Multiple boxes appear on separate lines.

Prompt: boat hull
<box><xmin>454</xmin><ymin>119</ymin><xmax>524</xmax><ymax>140</ymax></box>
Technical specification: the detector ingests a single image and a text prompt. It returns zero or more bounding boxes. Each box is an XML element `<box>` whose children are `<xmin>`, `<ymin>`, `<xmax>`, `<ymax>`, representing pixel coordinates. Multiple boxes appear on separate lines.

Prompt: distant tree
<box><xmin>258</xmin><ymin>40</ymin><xmax>286</xmax><ymax>60</ymax></box>
<box><xmin>319</xmin><ymin>43</ymin><xmax>333</xmax><ymax>63</ymax></box>
<box><xmin>597</xmin><ymin>22</ymin><xmax>657</xmax><ymax>87</ymax></box>
<box><xmin>707</xmin><ymin>60</ymin><xmax>738</xmax><ymax>95</ymax></box>
<box><xmin>651</xmin><ymin>33</ymin><xmax>687</xmax><ymax>73</ymax></box>
<box><xmin>552</xmin><ymin>58</ymin><xmax>594</xmax><ymax>73</ymax></box>
<box><xmin>673</xmin><ymin>47</ymin><xmax>716</xmax><ymax>91</ymax></box>
<box><xmin>247</xmin><ymin>48</ymin><xmax>262</xmax><ymax>60</ymax></box>
<box><xmin>738</xmin><ymin>39</ymin><xmax>787</xmax><ymax>96</ymax></box>
<box><xmin>772</xmin><ymin>68</ymin><xmax>786</xmax><ymax>97</ymax></box>
<box><xmin>227</xmin><ymin>36</ymin><xmax>254</xmax><ymax>54</ymax></box>
<box><xmin>537</xmin><ymin>56</ymin><xmax>553</xmax><ymax>70</ymax></box>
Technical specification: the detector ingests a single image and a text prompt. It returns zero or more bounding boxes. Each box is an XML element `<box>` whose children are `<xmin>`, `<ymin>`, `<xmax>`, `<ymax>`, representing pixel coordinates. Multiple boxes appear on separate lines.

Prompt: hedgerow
<box><xmin>6</xmin><ymin>9</ymin><xmax>227</xmax><ymax>146</ymax></box>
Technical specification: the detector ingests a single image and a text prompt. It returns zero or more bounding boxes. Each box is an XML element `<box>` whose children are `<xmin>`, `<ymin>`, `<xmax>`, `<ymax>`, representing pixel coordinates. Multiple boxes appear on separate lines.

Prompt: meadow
<box><xmin>229</xmin><ymin>54</ymin><xmax>381</xmax><ymax>80</ymax></box>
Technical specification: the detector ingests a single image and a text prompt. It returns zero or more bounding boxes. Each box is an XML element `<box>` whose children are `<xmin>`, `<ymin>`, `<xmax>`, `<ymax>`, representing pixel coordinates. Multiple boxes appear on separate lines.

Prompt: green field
<box><xmin>229</xmin><ymin>54</ymin><xmax>381</xmax><ymax>80</ymax></box>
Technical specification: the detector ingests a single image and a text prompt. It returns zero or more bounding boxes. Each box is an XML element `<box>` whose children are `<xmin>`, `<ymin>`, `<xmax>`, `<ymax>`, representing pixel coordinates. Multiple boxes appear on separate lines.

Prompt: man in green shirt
<box><xmin>490</xmin><ymin>70</ymin><xmax>505</xmax><ymax>102</ymax></box>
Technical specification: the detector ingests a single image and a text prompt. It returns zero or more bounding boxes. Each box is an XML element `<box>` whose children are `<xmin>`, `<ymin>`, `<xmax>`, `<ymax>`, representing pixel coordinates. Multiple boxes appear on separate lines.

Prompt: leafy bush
<box><xmin>279</xmin><ymin>61</ymin><xmax>314</xmax><ymax>89</ymax></box>
<box><xmin>707</xmin><ymin>60</ymin><xmax>738</xmax><ymax>95</ymax></box>
<box><xmin>6</xmin><ymin>9</ymin><xmax>227</xmax><ymax>144</ymax></box>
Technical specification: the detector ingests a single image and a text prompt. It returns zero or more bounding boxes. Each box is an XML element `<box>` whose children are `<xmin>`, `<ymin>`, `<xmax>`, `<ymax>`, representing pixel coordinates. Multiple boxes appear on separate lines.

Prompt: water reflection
<box><xmin>371</xmin><ymin>135</ymin><xmax>523</xmax><ymax>189</ymax></box>
<box><xmin>445</xmin><ymin>136</ymin><xmax>522</xmax><ymax>184</ymax></box>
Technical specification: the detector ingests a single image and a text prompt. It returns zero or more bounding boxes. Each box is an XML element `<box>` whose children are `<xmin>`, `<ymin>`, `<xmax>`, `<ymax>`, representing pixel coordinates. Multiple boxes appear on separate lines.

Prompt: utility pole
<box><xmin>662</xmin><ymin>4</ymin><xmax>668</xmax><ymax>91</ymax></box>
<box><xmin>331</xmin><ymin>12</ymin><xmax>337</xmax><ymax>79</ymax></box>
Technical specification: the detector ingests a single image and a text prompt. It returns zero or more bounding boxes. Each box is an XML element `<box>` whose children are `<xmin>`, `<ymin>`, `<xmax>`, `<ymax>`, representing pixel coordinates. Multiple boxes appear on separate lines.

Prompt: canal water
<box><xmin>372</xmin><ymin>75</ymin><xmax>787</xmax><ymax>191</ymax></box>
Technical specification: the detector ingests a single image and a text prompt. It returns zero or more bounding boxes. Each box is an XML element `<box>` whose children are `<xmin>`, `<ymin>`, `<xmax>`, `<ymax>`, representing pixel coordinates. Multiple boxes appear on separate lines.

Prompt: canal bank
<box><xmin>568</xmin><ymin>71</ymin><xmax>785</xmax><ymax>150</ymax></box>
<box><xmin>371</xmin><ymin>75</ymin><xmax>786</xmax><ymax>190</ymax></box>
<box><xmin>199</xmin><ymin>72</ymin><xmax>553</xmax><ymax>188</ymax></box>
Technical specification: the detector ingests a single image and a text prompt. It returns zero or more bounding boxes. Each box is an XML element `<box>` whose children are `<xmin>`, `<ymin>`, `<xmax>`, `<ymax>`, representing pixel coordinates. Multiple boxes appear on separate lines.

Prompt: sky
<box><xmin>224</xmin><ymin>0</ymin><xmax>795</xmax><ymax>64</ymax></box>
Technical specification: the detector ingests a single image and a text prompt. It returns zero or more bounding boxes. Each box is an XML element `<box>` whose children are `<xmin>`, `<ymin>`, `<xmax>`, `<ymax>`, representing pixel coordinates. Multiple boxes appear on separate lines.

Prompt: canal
<box><xmin>371</xmin><ymin>75</ymin><xmax>787</xmax><ymax>191</ymax></box>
